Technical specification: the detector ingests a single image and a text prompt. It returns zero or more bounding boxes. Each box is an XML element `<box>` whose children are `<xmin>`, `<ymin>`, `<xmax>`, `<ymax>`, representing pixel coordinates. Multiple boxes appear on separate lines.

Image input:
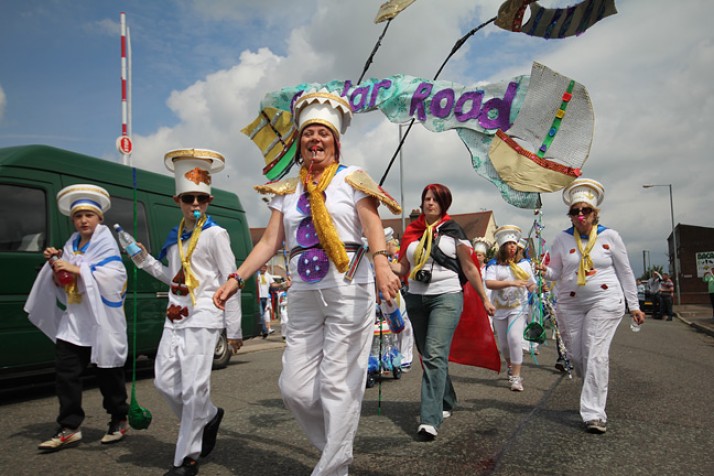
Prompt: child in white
<box><xmin>485</xmin><ymin>225</ymin><xmax>535</xmax><ymax>392</ymax></box>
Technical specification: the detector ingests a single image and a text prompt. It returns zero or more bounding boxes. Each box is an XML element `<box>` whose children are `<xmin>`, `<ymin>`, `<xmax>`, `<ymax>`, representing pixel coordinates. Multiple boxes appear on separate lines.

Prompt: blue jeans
<box><xmin>405</xmin><ymin>291</ymin><xmax>463</xmax><ymax>428</ymax></box>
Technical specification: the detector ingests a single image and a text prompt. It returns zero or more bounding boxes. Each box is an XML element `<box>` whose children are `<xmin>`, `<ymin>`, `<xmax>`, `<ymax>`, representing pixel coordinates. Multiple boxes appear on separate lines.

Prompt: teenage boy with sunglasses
<box><xmin>136</xmin><ymin>148</ymin><xmax>242</xmax><ymax>476</ymax></box>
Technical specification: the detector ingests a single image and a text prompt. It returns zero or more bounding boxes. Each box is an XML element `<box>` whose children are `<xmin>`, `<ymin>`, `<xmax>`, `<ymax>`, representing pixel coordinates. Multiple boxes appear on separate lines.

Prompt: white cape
<box><xmin>24</xmin><ymin>224</ymin><xmax>128</xmax><ymax>368</ymax></box>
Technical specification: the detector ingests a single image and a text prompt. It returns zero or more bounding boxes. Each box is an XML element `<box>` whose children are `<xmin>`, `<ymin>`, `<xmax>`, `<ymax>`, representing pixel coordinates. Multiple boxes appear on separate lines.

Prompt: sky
<box><xmin>1</xmin><ymin>0</ymin><xmax>713</xmax><ymax>277</ymax></box>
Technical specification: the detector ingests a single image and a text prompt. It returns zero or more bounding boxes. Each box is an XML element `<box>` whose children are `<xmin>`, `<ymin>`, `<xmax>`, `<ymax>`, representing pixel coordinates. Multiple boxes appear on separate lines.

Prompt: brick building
<box><xmin>668</xmin><ymin>224</ymin><xmax>714</xmax><ymax>304</ymax></box>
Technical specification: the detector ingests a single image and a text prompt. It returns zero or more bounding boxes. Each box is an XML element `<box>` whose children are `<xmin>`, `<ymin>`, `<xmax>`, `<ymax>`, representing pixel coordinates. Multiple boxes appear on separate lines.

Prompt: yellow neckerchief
<box><xmin>177</xmin><ymin>214</ymin><xmax>207</xmax><ymax>305</ymax></box>
<box><xmin>574</xmin><ymin>225</ymin><xmax>598</xmax><ymax>286</ymax></box>
<box><xmin>408</xmin><ymin>221</ymin><xmax>438</xmax><ymax>281</ymax></box>
<box><xmin>300</xmin><ymin>162</ymin><xmax>349</xmax><ymax>272</ymax></box>
<box><xmin>508</xmin><ymin>259</ymin><xmax>530</xmax><ymax>281</ymax></box>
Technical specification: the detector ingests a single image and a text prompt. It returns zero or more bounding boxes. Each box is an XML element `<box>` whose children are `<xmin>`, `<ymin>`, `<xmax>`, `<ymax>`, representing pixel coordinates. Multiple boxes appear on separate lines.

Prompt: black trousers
<box><xmin>55</xmin><ymin>339</ymin><xmax>129</xmax><ymax>429</ymax></box>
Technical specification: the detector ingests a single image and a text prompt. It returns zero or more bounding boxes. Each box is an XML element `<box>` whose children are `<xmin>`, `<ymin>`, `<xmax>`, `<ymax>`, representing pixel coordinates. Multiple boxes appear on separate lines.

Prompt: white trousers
<box><xmin>279</xmin><ymin>284</ymin><xmax>375</xmax><ymax>476</ymax></box>
<box><xmin>493</xmin><ymin>309</ymin><xmax>527</xmax><ymax>365</ymax></box>
<box><xmin>556</xmin><ymin>302</ymin><xmax>623</xmax><ymax>422</ymax></box>
<box><xmin>154</xmin><ymin>327</ymin><xmax>220</xmax><ymax>466</ymax></box>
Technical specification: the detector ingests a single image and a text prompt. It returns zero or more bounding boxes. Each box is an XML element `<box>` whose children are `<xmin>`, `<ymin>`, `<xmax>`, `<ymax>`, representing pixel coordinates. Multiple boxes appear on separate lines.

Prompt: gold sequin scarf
<box><xmin>300</xmin><ymin>162</ymin><xmax>348</xmax><ymax>272</ymax></box>
<box><xmin>408</xmin><ymin>221</ymin><xmax>437</xmax><ymax>281</ymax></box>
<box><xmin>178</xmin><ymin>214</ymin><xmax>207</xmax><ymax>305</ymax></box>
<box><xmin>574</xmin><ymin>226</ymin><xmax>598</xmax><ymax>286</ymax></box>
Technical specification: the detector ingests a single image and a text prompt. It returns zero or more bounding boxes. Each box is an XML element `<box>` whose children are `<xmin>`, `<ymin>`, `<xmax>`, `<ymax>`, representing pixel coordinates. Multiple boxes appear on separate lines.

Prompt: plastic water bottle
<box><xmin>630</xmin><ymin>317</ymin><xmax>641</xmax><ymax>333</ymax></box>
<box><xmin>48</xmin><ymin>255</ymin><xmax>74</xmax><ymax>286</ymax></box>
<box><xmin>380</xmin><ymin>293</ymin><xmax>405</xmax><ymax>334</ymax></box>
<box><xmin>113</xmin><ymin>224</ymin><xmax>146</xmax><ymax>265</ymax></box>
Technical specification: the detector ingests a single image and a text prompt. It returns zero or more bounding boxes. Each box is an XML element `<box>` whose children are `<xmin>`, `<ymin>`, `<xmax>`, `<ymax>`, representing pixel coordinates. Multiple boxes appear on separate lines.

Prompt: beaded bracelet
<box><xmin>227</xmin><ymin>272</ymin><xmax>245</xmax><ymax>289</ymax></box>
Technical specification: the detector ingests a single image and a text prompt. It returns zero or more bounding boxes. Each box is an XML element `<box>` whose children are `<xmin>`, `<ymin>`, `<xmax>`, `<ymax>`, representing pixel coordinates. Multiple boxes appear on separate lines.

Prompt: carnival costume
<box><xmin>139</xmin><ymin>148</ymin><xmax>242</xmax><ymax>469</ymax></box>
<box><xmin>543</xmin><ymin>178</ymin><xmax>640</xmax><ymax>424</ymax></box>
<box><xmin>254</xmin><ymin>89</ymin><xmax>400</xmax><ymax>476</ymax></box>
<box><xmin>25</xmin><ymin>185</ymin><xmax>129</xmax><ymax>441</ymax></box>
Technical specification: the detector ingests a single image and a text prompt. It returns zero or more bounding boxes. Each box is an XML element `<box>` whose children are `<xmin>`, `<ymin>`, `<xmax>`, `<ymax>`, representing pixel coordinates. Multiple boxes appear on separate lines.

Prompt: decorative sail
<box><xmin>495</xmin><ymin>0</ymin><xmax>617</xmax><ymax>39</ymax></box>
<box><xmin>488</xmin><ymin>62</ymin><xmax>593</xmax><ymax>193</ymax></box>
<box><xmin>241</xmin><ymin>107</ymin><xmax>297</xmax><ymax>181</ymax></box>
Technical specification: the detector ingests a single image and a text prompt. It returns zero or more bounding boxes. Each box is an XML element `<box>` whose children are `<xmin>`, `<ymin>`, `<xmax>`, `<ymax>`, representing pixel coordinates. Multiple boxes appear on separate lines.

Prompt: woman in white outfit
<box><xmin>214</xmin><ymin>89</ymin><xmax>401</xmax><ymax>476</ymax></box>
<box><xmin>485</xmin><ymin>225</ymin><xmax>535</xmax><ymax>392</ymax></box>
<box><xmin>537</xmin><ymin>178</ymin><xmax>645</xmax><ymax>434</ymax></box>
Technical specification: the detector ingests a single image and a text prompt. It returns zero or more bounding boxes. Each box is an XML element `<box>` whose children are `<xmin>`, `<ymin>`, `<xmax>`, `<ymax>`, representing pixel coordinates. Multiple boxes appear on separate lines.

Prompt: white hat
<box><xmin>293</xmin><ymin>89</ymin><xmax>353</xmax><ymax>138</ymax></box>
<box><xmin>57</xmin><ymin>184</ymin><xmax>111</xmax><ymax>218</ymax></box>
<box><xmin>562</xmin><ymin>178</ymin><xmax>604</xmax><ymax>208</ymax></box>
<box><xmin>383</xmin><ymin>227</ymin><xmax>394</xmax><ymax>242</ymax></box>
<box><xmin>495</xmin><ymin>225</ymin><xmax>522</xmax><ymax>248</ymax></box>
<box><xmin>472</xmin><ymin>237</ymin><xmax>491</xmax><ymax>255</ymax></box>
<box><xmin>164</xmin><ymin>148</ymin><xmax>225</xmax><ymax>196</ymax></box>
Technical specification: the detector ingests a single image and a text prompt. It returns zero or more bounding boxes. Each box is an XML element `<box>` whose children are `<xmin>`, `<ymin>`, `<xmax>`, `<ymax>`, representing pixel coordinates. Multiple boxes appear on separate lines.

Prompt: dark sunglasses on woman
<box><xmin>180</xmin><ymin>194</ymin><xmax>210</xmax><ymax>205</ymax></box>
<box><xmin>568</xmin><ymin>206</ymin><xmax>593</xmax><ymax>216</ymax></box>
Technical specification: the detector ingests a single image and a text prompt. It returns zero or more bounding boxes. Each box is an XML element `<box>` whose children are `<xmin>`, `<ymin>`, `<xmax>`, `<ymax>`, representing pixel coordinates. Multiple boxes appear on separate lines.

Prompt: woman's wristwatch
<box><xmin>227</xmin><ymin>272</ymin><xmax>245</xmax><ymax>289</ymax></box>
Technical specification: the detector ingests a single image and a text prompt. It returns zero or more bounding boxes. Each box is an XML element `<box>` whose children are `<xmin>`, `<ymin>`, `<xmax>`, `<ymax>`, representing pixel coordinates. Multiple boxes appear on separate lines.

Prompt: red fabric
<box><xmin>448</xmin><ymin>251</ymin><xmax>501</xmax><ymax>373</ymax></box>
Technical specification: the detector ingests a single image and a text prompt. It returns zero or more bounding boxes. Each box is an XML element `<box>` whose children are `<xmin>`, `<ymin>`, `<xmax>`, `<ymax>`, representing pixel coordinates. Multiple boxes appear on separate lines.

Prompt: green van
<box><xmin>0</xmin><ymin>144</ymin><xmax>260</xmax><ymax>377</ymax></box>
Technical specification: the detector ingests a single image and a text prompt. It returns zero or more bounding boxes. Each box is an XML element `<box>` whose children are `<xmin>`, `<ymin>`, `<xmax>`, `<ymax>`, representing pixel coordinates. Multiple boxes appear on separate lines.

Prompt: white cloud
<box><xmin>128</xmin><ymin>0</ymin><xmax>713</xmax><ymax>271</ymax></box>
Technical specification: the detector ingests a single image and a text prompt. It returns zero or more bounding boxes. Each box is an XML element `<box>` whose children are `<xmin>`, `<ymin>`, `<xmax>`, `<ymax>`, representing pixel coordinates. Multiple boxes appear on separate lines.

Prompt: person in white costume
<box><xmin>214</xmin><ymin>89</ymin><xmax>401</xmax><ymax>476</ymax></box>
<box><xmin>137</xmin><ymin>148</ymin><xmax>242</xmax><ymax>476</ymax></box>
<box><xmin>26</xmin><ymin>184</ymin><xmax>129</xmax><ymax>451</ymax></box>
<box><xmin>485</xmin><ymin>225</ymin><xmax>536</xmax><ymax>392</ymax></box>
<box><xmin>537</xmin><ymin>178</ymin><xmax>644</xmax><ymax>434</ymax></box>
<box><xmin>472</xmin><ymin>237</ymin><xmax>493</xmax><ymax>331</ymax></box>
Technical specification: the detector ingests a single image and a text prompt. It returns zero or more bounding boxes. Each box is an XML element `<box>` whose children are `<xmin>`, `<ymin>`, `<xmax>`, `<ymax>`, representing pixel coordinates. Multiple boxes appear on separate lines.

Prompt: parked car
<box><xmin>0</xmin><ymin>145</ymin><xmax>260</xmax><ymax>377</ymax></box>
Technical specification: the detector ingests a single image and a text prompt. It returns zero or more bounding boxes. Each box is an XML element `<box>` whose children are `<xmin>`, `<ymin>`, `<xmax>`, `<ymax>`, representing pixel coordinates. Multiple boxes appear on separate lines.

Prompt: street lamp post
<box><xmin>643</xmin><ymin>184</ymin><xmax>680</xmax><ymax>305</ymax></box>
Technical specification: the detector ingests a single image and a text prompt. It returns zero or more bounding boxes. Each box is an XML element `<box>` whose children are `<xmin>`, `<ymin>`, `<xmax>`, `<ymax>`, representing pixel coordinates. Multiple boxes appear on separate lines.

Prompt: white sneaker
<box><xmin>101</xmin><ymin>418</ymin><xmax>128</xmax><ymax>444</ymax></box>
<box><xmin>509</xmin><ymin>376</ymin><xmax>524</xmax><ymax>392</ymax></box>
<box><xmin>38</xmin><ymin>428</ymin><xmax>82</xmax><ymax>452</ymax></box>
<box><xmin>442</xmin><ymin>410</ymin><xmax>452</xmax><ymax>419</ymax></box>
<box><xmin>417</xmin><ymin>424</ymin><xmax>437</xmax><ymax>440</ymax></box>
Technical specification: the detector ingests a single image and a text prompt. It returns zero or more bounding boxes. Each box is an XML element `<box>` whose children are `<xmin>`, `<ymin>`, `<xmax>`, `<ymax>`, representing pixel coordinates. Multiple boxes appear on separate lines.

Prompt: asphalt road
<box><xmin>1</xmin><ymin>315</ymin><xmax>712</xmax><ymax>476</ymax></box>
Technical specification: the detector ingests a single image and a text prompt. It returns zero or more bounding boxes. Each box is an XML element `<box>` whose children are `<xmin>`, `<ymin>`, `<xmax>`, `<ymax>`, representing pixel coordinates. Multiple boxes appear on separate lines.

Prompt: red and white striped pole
<box><xmin>117</xmin><ymin>12</ymin><xmax>133</xmax><ymax>165</ymax></box>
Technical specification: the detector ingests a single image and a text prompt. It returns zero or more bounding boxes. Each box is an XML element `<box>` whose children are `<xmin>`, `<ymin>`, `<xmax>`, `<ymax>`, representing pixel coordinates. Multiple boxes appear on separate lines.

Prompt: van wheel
<box><xmin>212</xmin><ymin>330</ymin><xmax>232</xmax><ymax>370</ymax></box>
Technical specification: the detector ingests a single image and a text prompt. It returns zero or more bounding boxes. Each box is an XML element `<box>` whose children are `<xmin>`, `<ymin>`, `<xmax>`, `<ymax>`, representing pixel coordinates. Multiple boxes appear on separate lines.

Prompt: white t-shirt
<box><xmin>404</xmin><ymin>224</ymin><xmax>471</xmax><ymax>296</ymax></box>
<box><xmin>258</xmin><ymin>271</ymin><xmax>274</xmax><ymax>298</ymax></box>
<box><xmin>270</xmin><ymin>165</ymin><xmax>373</xmax><ymax>291</ymax></box>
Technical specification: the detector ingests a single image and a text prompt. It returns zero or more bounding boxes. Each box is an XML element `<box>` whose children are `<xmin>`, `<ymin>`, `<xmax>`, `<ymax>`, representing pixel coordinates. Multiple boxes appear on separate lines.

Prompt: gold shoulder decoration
<box><xmin>345</xmin><ymin>169</ymin><xmax>402</xmax><ymax>215</ymax></box>
<box><xmin>253</xmin><ymin>177</ymin><xmax>300</xmax><ymax>196</ymax></box>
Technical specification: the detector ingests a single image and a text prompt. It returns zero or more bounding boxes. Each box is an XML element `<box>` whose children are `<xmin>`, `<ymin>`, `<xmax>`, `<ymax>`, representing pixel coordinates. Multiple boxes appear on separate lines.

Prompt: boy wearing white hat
<box><xmin>484</xmin><ymin>225</ymin><xmax>536</xmax><ymax>392</ymax></box>
<box><xmin>26</xmin><ymin>184</ymin><xmax>130</xmax><ymax>451</ymax></box>
<box><xmin>137</xmin><ymin>148</ymin><xmax>242</xmax><ymax>476</ymax></box>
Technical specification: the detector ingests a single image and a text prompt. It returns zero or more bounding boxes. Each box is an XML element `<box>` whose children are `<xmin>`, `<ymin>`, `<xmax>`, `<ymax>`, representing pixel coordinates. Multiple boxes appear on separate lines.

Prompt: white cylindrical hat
<box><xmin>472</xmin><ymin>237</ymin><xmax>491</xmax><ymax>255</ymax></box>
<box><xmin>494</xmin><ymin>225</ymin><xmax>522</xmax><ymax>248</ymax></box>
<box><xmin>293</xmin><ymin>89</ymin><xmax>353</xmax><ymax>137</ymax></box>
<box><xmin>562</xmin><ymin>178</ymin><xmax>604</xmax><ymax>208</ymax></box>
<box><xmin>57</xmin><ymin>184</ymin><xmax>111</xmax><ymax>218</ymax></box>
<box><xmin>164</xmin><ymin>148</ymin><xmax>225</xmax><ymax>196</ymax></box>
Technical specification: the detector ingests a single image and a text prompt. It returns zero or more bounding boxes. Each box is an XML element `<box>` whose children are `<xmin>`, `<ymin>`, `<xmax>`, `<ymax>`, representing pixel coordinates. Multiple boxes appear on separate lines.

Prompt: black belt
<box><xmin>289</xmin><ymin>242</ymin><xmax>362</xmax><ymax>261</ymax></box>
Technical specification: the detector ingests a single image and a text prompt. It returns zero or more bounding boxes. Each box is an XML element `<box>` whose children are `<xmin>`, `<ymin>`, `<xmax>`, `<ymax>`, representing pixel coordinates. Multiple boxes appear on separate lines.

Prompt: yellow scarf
<box><xmin>300</xmin><ymin>162</ymin><xmax>348</xmax><ymax>272</ymax></box>
<box><xmin>509</xmin><ymin>260</ymin><xmax>530</xmax><ymax>281</ymax></box>
<box><xmin>178</xmin><ymin>214</ymin><xmax>207</xmax><ymax>305</ymax></box>
<box><xmin>409</xmin><ymin>222</ymin><xmax>437</xmax><ymax>281</ymax></box>
<box><xmin>574</xmin><ymin>226</ymin><xmax>598</xmax><ymax>286</ymax></box>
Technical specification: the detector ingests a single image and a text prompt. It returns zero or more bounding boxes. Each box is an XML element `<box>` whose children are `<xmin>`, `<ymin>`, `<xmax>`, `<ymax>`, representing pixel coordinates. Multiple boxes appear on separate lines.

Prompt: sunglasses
<box><xmin>180</xmin><ymin>194</ymin><xmax>210</xmax><ymax>205</ymax></box>
<box><xmin>568</xmin><ymin>206</ymin><xmax>594</xmax><ymax>217</ymax></box>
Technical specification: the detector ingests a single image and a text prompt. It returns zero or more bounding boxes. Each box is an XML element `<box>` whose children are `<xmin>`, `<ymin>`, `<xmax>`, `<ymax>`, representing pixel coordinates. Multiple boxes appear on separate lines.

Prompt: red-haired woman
<box><xmin>391</xmin><ymin>183</ymin><xmax>495</xmax><ymax>440</ymax></box>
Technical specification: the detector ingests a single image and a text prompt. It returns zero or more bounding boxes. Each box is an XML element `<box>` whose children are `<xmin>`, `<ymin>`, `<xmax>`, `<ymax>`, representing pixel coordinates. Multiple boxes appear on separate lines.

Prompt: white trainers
<box><xmin>417</xmin><ymin>424</ymin><xmax>437</xmax><ymax>440</ymax></box>
<box><xmin>442</xmin><ymin>410</ymin><xmax>452</xmax><ymax>419</ymax></box>
<box><xmin>509</xmin><ymin>376</ymin><xmax>524</xmax><ymax>392</ymax></box>
<box><xmin>101</xmin><ymin>418</ymin><xmax>128</xmax><ymax>444</ymax></box>
<box><xmin>38</xmin><ymin>428</ymin><xmax>82</xmax><ymax>452</ymax></box>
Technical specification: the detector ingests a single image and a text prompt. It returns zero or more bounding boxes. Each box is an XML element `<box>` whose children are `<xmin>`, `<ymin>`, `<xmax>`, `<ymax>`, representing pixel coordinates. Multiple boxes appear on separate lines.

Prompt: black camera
<box><xmin>414</xmin><ymin>269</ymin><xmax>432</xmax><ymax>283</ymax></box>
